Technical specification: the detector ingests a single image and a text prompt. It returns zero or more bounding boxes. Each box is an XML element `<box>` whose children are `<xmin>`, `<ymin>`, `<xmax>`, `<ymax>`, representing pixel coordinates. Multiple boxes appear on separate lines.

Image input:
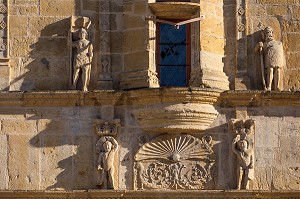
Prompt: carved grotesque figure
<box><xmin>255</xmin><ymin>27</ymin><xmax>285</xmax><ymax>91</ymax></box>
<box><xmin>96</xmin><ymin>136</ymin><xmax>118</xmax><ymax>189</ymax></box>
<box><xmin>71</xmin><ymin>28</ymin><xmax>93</xmax><ymax>91</ymax></box>
<box><xmin>232</xmin><ymin>135</ymin><xmax>254</xmax><ymax>189</ymax></box>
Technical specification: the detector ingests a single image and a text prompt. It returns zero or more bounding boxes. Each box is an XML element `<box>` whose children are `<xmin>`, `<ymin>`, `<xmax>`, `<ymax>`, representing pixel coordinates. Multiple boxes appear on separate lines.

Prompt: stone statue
<box><xmin>255</xmin><ymin>27</ymin><xmax>285</xmax><ymax>91</ymax></box>
<box><xmin>96</xmin><ymin>136</ymin><xmax>118</xmax><ymax>189</ymax></box>
<box><xmin>232</xmin><ymin>135</ymin><xmax>254</xmax><ymax>190</ymax></box>
<box><xmin>70</xmin><ymin>28</ymin><xmax>93</xmax><ymax>91</ymax></box>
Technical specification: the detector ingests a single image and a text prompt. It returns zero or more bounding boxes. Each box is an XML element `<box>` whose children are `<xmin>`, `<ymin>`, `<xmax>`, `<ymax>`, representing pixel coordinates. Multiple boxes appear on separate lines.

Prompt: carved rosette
<box><xmin>94</xmin><ymin>119</ymin><xmax>120</xmax><ymax>136</ymax></box>
<box><xmin>134</xmin><ymin>134</ymin><xmax>215</xmax><ymax>190</ymax></box>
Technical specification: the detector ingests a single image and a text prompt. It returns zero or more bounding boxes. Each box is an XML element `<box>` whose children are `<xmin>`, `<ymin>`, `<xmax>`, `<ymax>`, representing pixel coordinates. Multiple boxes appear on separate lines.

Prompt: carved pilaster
<box><xmin>235</xmin><ymin>1</ymin><xmax>250</xmax><ymax>90</ymax></box>
<box><xmin>98</xmin><ymin>0</ymin><xmax>113</xmax><ymax>90</ymax></box>
<box><xmin>0</xmin><ymin>0</ymin><xmax>9</xmax><ymax>91</ymax></box>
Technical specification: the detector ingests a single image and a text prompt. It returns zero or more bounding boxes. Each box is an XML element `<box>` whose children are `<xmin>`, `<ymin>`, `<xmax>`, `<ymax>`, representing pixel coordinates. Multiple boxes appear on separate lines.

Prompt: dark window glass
<box><xmin>157</xmin><ymin>23</ymin><xmax>190</xmax><ymax>87</ymax></box>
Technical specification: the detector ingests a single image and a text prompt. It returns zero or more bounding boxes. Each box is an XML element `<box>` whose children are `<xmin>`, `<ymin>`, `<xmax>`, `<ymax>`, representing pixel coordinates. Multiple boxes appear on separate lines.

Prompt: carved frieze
<box><xmin>134</xmin><ymin>134</ymin><xmax>215</xmax><ymax>190</ymax></box>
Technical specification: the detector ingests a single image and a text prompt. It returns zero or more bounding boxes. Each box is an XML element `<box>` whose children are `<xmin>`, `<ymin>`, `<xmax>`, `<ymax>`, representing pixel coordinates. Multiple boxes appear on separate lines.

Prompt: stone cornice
<box><xmin>220</xmin><ymin>90</ymin><xmax>300</xmax><ymax>107</ymax></box>
<box><xmin>0</xmin><ymin>89</ymin><xmax>298</xmax><ymax>107</ymax></box>
<box><xmin>0</xmin><ymin>190</ymin><xmax>300</xmax><ymax>198</ymax></box>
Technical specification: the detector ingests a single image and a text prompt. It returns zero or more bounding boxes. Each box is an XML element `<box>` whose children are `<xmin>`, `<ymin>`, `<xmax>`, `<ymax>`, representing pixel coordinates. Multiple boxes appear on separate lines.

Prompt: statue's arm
<box><xmin>232</xmin><ymin>139</ymin><xmax>238</xmax><ymax>154</ymax></box>
<box><xmin>255</xmin><ymin>42</ymin><xmax>264</xmax><ymax>53</ymax></box>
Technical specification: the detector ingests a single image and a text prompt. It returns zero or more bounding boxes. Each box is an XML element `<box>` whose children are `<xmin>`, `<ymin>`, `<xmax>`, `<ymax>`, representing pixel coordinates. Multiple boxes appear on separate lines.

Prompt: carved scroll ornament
<box><xmin>134</xmin><ymin>134</ymin><xmax>215</xmax><ymax>190</ymax></box>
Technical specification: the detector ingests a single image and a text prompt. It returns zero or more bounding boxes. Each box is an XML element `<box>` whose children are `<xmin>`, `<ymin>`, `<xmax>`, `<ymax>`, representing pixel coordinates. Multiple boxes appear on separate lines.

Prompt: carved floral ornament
<box><xmin>134</xmin><ymin>134</ymin><xmax>215</xmax><ymax>190</ymax></box>
<box><xmin>94</xmin><ymin>119</ymin><xmax>120</xmax><ymax>136</ymax></box>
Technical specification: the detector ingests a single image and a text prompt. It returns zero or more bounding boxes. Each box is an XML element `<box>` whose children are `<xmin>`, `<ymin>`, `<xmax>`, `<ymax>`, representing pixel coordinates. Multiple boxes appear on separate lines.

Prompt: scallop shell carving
<box><xmin>135</xmin><ymin>134</ymin><xmax>213</xmax><ymax>162</ymax></box>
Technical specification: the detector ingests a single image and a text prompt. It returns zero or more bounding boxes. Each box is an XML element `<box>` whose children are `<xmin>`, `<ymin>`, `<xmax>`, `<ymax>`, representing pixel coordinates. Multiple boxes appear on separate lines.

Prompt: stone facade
<box><xmin>0</xmin><ymin>0</ymin><xmax>300</xmax><ymax>198</ymax></box>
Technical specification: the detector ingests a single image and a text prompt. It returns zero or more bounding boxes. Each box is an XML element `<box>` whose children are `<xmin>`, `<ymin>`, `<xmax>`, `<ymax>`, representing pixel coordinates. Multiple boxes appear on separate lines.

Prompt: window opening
<box><xmin>156</xmin><ymin>23</ymin><xmax>191</xmax><ymax>87</ymax></box>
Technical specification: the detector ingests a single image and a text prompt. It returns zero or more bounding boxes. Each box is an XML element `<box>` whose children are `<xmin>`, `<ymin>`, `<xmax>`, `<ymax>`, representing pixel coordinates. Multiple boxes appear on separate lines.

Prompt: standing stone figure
<box><xmin>70</xmin><ymin>28</ymin><xmax>93</xmax><ymax>91</ymax></box>
<box><xmin>96</xmin><ymin>136</ymin><xmax>118</xmax><ymax>189</ymax></box>
<box><xmin>232</xmin><ymin>135</ymin><xmax>254</xmax><ymax>189</ymax></box>
<box><xmin>255</xmin><ymin>27</ymin><xmax>285</xmax><ymax>91</ymax></box>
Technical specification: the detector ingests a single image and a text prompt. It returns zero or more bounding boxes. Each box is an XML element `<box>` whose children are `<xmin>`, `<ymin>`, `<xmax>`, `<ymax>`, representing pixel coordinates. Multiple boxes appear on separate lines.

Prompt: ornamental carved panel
<box><xmin>134</xmin><ymin>134</ymin><xmax>215</xmax><ymax>190</ymax></box>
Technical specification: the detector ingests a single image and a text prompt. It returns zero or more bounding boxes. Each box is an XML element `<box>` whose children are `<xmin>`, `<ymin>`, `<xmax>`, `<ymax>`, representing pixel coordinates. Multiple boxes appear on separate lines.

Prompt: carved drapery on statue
<box><xmin>229</xmin><ymin>119</ymin><xmax>255</xmax><ymax>190</ymax></box>
<box><xmin>69</xmin><ymin>16</ymin><xmax>93</xmax><ymax>91</ymax></box>
<box><xmin>134</xmin><ymin>134</ymin><xmax>215</xmax><ymax>190</ymax></box>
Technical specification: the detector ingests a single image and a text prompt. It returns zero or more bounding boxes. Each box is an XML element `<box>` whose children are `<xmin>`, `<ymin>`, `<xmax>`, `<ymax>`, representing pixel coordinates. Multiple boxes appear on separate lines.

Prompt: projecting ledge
<box><xmin>0</xmin><ymin>190</ymin><xmax>300</xmax><ymax>198</ymax></box>
<box><xmin>148</xmin><ymin>2</ymin><xmax>200</xmax><ymax>20</ymax></box>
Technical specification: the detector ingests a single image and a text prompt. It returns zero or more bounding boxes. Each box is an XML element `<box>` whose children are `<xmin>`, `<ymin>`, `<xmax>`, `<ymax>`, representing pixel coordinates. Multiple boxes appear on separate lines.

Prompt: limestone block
<box><xmin>253</xmin><ymin>167</ymin><xmax>271</xmax><ymax>190</ymax></box>
<box><xmin>35</xmin><ymin>38</ymin><xmax>68</xmax><ymax>57</ymax></box>
<box><xmin>255</xmin><ymin>147</ymin><xmax>276</xmax><ymax>168</ymax></box>
<box><xmin>124</xmin><ymin>51</ymin><xmax>149</xmax><ymax>71</ymax></box>
<box><xmin>246</xmin><ymin>5</ymin><xmax>266</xmax><ymax>17</ymax></box>
<box><xmin>10</xmin><ymin>37</ymin><xmax>36</xmax><ymax>57</ymax></box>
<box><xmin>123</xmin><ymin>15</ymin><xmax>146</xmax><ymax>29</ymax></box>
<box><xmin>14</xmin><ymin>0</ymin><xmax>39</xmax><ymax>5</ymax></box>
<box><xmin>286</xmin><ymin>53</ymin><xmax>300</xmax><ymax>70</ymax></box>
<box><xmin>73</xmin><ymin>136</ymin><xmax>96</xmax><ymax>189</ymax></box>
<box><xmin>272</xmin><ymin>167</ymin><xmax>300</xmax><ymax>190</ymax></box>
<box><xmin>2</xmin><ymin>119</ymin><xmax>37</xmax><ymax>135</ymax></box>
<box><xmin>200</xmin><ymin>34</ymin><xmax>225</xmax><ymax>55</ymax></box>
<box><xmin>109</xmin><ymin>1</ymin><xmax>123</xmax><ymax>13</ymax></box>
<box><xmin>0</xmin><ymin>135</ymin><xmax>8</xmax><ymax>189</ymax></box>
<box><xmin>283</xmin><ymin>70</ymin><xmax>300</xmax><ymax>90</ymax></box>
<box><xmin>111</xmin><ymin>32</ymin><xmax>123</xmax><ymax>53</ymax></box>
<box><xmin>9</xmin><ymin>16</ymin><xmax>28</xmax><ymax>36</ymax></box>
<box><xmin>133</xmin><ymin>2</ymin><xmax>146</xmax><ymax>15</ymax></box>
<box><xmin>276</xmin><ymin>136</ymin><xmax>300</xmax><ymax>166</ymax></box>
<box><xmin>255</xmin><ymin>117</ymin><xmax>279</xmax><ymax>148</ymax></box>
<box><xmin>29</xmin><ymin>17</ymin><xmax>69</xmax><ymax>37</ymax></box>
<box><xmin>123</xmin><ymin>29</ymin><xmax>147</xmax><ymax>52</ymax></box>
<box><xmin>40</xmin><ymin>0</ymin><xmax>76</xmax><ymax>16</ymax></box>
<box><xmin>200</xmin><ymin>16</ymin><xmax>224</xmax><ymax>37</ymax></box>
<box><xmin>40</xmin><ymin>135</ymin><xmax>74</xmax><ymax>190</ymax></box>
<box><xmin>8</xmin><ymin>135</ymin><xmax>40</xmax><ymax>190</ymax></box>
<box><xmin>38</xmin><ymin>119</ymin><xmax>67</xmax><ymax>135</ymax></box>
<box><xmin>15</xmin><ymin>5</ymin><xmax>38</xmax><ymax>15</ymax></box>
<box><xmin>284</xmin><ymin>33</ymin><xmax>300</xmax><ymax>52</ymax></box>
<box><xmin>82</xmin><ymin>0</ymin><xmax>99</xmax><ymax>11</ymax></box>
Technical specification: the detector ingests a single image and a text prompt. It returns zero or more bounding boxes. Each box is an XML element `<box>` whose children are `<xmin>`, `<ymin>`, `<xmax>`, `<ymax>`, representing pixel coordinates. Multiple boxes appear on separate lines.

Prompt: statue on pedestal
<box><xmin>255</xmin><ymin>27</ymin><xmax>285</xmax><ymax>91</ymax></box>
<box><xmin>96</xmin><ymin>136</ymin><xmax>118</xmax><ymax>189</ymax></box>
<box><xmin>69</xmin><ymin>16</ymin><xmax>93</xmax><ymax>91</ymax></box>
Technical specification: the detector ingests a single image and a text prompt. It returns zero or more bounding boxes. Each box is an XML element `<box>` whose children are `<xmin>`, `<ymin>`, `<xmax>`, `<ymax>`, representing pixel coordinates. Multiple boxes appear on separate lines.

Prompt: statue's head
<box><xmin>237</xmin><ymin>139</ymin><xmax>248</xmax><ymax>152</ymax></box>
<box><xmin>103</xmin><ymin>141</ymin><xmax>112</xmax><ymax>152</ymax></box>
<box><xmin>78</xmin><ymin>28</ymin><xmax>88</xmax><ymax>39</ymax></box>
<box><xmin>263</xmin><ymin>27</ymin><xmax>274</xmax><ymax>42</ymax></box>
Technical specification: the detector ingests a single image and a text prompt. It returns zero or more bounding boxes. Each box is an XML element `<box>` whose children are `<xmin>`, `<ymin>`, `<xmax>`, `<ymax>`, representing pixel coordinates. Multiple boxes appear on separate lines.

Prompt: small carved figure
<box><xmin>70</xmin><ymin>28</ymin><xmax>93</xmax><ymax>91</ymax></box>
<box><xmin>96</xmin><ymin>136</ymin><xmax>118</xmax><ymax>189</ymax></box>
<box><xmin>232</xmin><ymin>135</ymin><xmax>254</xmax><ymax>189</ymax></box>
<box><xmin>255</xmin><ymin>27</ymin><xmax>285</xmax><ymax>91</ymax></box>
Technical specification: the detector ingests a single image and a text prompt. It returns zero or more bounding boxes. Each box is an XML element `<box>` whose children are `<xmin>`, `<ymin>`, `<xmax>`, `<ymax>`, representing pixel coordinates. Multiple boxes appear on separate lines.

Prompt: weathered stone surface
<box><xmin>0</xmin><ymin>135</ymin><xmax>8</xmax><ymax>189</ymax></box>
<box><xmin>40</xmin><ymin>0</ymin><xmax>76</xmax><ymax>16</ymax></box>
<box><xmin>8</xmin><ymin>135</ymin><xmax>39</xmax><ymax>190</ymax></box>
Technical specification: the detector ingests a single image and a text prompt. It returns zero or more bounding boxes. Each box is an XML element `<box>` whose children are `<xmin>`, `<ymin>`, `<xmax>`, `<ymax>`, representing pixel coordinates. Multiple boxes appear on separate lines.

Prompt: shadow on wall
<box><xmin>9</xmin><ymin>18</ymin><xmax>71</xmax><ymax>91</ymax></box>
<box><xmin>26</xmin><ymin>108</ymin><xmax>101</xmax><ymax>190</ymax></box>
